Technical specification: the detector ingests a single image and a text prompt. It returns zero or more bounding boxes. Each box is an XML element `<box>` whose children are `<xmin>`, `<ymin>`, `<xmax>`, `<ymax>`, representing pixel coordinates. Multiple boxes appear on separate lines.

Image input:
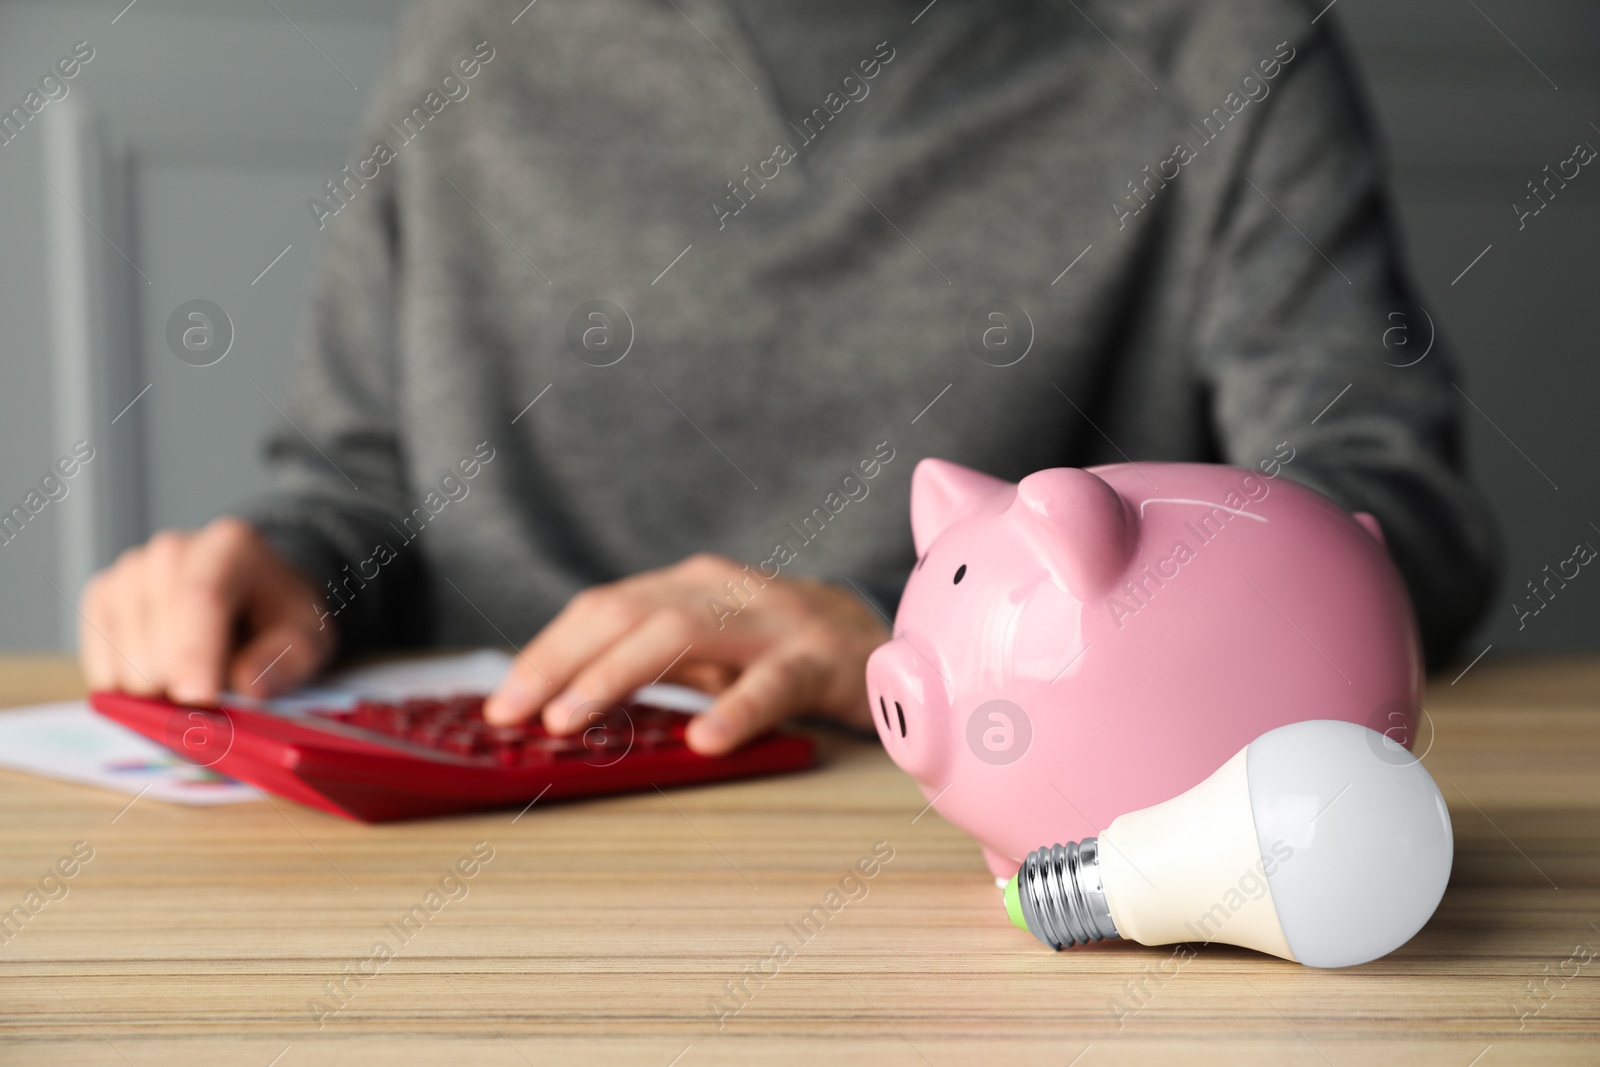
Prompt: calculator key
<box><xmin>441</xmin><ymin>730</ymin><xmax>482</xmax><ymax>756</ymax></box>
<box><xmin>306</xmin><ymin>692</ymin><xmax>714</xmax><ymax>767</ymax></box>
<box><xmin>532</xmin><ymin>734</ymin><xmax>588</xmax><ymax>758</ymax></box>
<box><xmin>636</xmin><ymin>727</ymin><xmax>676</xmax><ymax>750</ymax></box>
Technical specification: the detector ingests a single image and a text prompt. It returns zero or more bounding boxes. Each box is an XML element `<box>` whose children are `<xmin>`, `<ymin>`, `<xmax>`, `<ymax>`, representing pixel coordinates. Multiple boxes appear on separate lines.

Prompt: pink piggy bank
<box><xmin>865</xmin><ymin>460</ymin><xmax>1422</xmax><ymax>877</ymax></box>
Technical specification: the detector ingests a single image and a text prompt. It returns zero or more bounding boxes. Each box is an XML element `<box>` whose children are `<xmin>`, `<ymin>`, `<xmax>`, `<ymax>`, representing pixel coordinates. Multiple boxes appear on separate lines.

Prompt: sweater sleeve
<box><xmin>1189</xmin><ymin>23</ymin><xmax>1501</xmax><ymax>668</ymax></box>
<box><xmin>234</xmin><ymin>69</ymin><xmax>430</xmax><ymax>653</ymax></box>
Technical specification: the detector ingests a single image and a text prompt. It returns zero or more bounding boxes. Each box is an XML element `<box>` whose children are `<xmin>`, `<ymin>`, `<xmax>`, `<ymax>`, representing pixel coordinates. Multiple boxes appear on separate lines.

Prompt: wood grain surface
<box><xmin>0</xmin><ymin>655</ymin><xmax>1596</xmax><ymax>1066</ymax></box>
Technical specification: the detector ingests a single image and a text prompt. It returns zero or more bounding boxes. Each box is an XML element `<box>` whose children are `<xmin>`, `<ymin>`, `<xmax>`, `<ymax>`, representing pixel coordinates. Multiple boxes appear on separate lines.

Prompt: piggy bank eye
<box><xmin>953</xmin><ymin>564</ymin><xmax>967</xmax><ymax>584</ymax></box>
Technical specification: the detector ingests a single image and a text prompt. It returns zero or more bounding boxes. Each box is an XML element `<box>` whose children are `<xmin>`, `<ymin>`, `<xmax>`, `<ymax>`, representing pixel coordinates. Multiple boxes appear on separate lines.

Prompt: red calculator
<box><xmin>89</xmin><ymin>689</ymin><xmax>815</xmax><ymax>822</ymax></box>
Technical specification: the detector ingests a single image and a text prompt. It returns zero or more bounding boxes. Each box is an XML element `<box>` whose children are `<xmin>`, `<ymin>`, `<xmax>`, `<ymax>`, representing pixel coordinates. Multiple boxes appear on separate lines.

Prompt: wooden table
<box><xmin>1</xmin><ymin>655</ymin><xmax>1596</xmax><ymax>1066</ymax></box>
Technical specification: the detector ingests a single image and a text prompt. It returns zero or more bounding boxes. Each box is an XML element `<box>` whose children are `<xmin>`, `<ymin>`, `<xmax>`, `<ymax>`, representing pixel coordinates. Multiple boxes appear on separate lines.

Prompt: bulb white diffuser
<box><xmin>1004</xmin><ymin>719</ymin><xmax>1453</xmax><ymax>967</ymax></box>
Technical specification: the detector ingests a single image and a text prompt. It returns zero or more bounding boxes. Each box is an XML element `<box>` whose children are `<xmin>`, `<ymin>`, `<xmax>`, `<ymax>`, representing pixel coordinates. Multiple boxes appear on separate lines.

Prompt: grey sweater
<box><xmin>244</xmin><ymin>0</ymin><xmax>1500</xmax><ymax>668</ymax></box>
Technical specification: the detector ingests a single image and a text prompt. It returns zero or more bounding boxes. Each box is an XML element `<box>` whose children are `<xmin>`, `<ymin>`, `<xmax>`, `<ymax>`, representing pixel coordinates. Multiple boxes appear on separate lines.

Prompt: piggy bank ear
<box><xmin>1012</xmin><ymin>468</ymin><xmax>1135</xmax><ymax>600</ymax></box>
<box><xmin>1353</xmin><ymin>512</ymin><xmax>1386</xmax><ymax>546</ymax></box>
<box><xmin>911</xmin><ymin>458</ymin><xmax>1011</xmax><ymax>555</ymax></box>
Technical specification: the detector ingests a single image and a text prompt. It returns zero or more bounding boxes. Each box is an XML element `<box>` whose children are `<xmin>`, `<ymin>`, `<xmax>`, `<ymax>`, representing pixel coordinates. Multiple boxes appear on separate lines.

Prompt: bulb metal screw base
<box><xmin>1012</xmin><ymin>839</ymin><xmax>1121</xmax><ymax>950</ymax></box>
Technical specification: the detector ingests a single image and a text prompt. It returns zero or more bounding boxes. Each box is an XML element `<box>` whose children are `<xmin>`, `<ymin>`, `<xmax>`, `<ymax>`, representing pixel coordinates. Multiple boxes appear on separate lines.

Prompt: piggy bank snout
<box><xmin>865</xmin><ymin>639</ymin><xmax>950</xmax><ymax>783</ymax></box>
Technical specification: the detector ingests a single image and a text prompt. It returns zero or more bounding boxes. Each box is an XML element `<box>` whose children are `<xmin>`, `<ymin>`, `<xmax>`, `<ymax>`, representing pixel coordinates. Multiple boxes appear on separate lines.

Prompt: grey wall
<box><xmin>0</xmin><ymin>0</ymin><xmax>1595</xmax><ymax>662</ymax></box>
<box><xmin>0</xmin><ymin>0</ymin><xmax>403</xmax><ymax>647</ymax></box>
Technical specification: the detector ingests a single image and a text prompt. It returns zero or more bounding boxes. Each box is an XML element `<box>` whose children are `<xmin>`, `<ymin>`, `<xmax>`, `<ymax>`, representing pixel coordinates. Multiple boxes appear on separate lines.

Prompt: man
<box><xmin>79</xmin><ymin>0</ymin><xmax>1499</xmax><ymax>754</ymax></box>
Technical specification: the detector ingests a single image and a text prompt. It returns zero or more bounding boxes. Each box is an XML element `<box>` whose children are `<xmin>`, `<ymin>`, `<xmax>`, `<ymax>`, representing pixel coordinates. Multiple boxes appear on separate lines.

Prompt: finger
<box><xmin>687</xmin><ymin>645</ymin><xmax>829</xmax><ymax>756</ymax></box>
<box><xmin>542</xmin><ymin>607</ymin><xmax>709</xmax><ymax>734</ymax></box>
<box><xmin>77</xmin><ymin>575</ymin><xmax>119</xmax><ymax>690</ymax></box>
<box><xmin>105</xmin><ymin>555</ymin><xmax>159</xmax><ymax>695</ymax></box>
<box><xmin>166</xmin><ymin>519</ymin><xmax>255</xmax><ymax>705</ymax></box>
<box><xmin>484</xmin><ymin>588</ymin><xmax>648</xmax><ymax>725</ymax></box>
<box><xmin>142</xmin><ymin>531</ymin><xmax>190</xmax><ymax>696</ymax></box>
<box><xmin>227</xmin><ymin>623</ymin><xmax>327</xmax><ymax>698</ymax></box>
<box><xmin>95</xmin><ymin>567</ymin><xmax>156</xmax><ymax>694</ymax></box>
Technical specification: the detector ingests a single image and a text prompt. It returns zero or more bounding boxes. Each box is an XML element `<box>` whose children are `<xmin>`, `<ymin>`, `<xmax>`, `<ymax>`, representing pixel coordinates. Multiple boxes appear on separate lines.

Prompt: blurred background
<box><xmin>0</xmin><ymin>0</ymin><xmax>1596</xmax><ymax>663</ymax></box>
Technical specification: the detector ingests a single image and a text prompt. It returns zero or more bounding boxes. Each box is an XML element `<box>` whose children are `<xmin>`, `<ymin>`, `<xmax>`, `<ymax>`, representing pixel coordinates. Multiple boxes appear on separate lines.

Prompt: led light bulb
<box><xmin>1004</xmin><ymin>719</ymin><xmax>1452</xmax><ymax>967</ymax></box>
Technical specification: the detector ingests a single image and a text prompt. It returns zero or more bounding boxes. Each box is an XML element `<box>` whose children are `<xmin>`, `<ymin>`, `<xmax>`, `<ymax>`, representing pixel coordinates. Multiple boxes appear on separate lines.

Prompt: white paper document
<box><xmin>0</xmin><ymin>701</ymin><xmax>261</xmax><ymax>805</ymax></box>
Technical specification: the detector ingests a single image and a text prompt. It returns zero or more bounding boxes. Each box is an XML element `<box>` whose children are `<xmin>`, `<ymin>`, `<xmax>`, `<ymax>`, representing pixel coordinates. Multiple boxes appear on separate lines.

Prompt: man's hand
<box><xmin>79</xmin><ymin>518</ymin><xmax>337</xmax><ymax>704</ymax></box>
<box><xmin>484</xmin><ymin>554</ymin><xmax>890</xmax><ymax>756</ymax></box>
